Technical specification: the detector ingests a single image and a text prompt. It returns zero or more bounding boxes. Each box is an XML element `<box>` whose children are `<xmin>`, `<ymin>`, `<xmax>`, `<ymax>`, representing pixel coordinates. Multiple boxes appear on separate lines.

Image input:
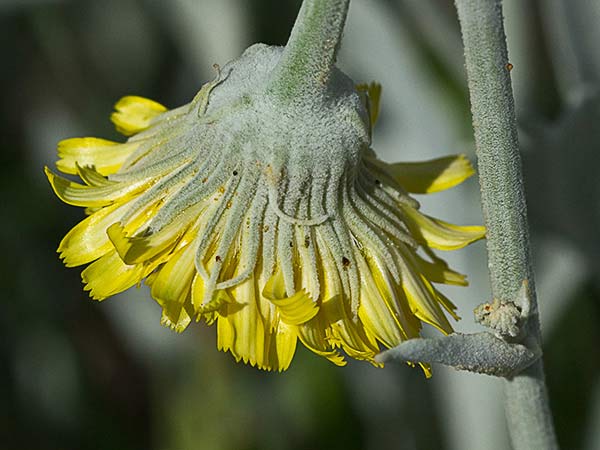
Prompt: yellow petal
<box><xmin>400</xmin><ymin>267</ymin><xmax>454</xmax><ymax>335</ymax></box>
<box><xmin>107</xmin><ymin>218</ymin><xmax>191</xmax><ymax>266</ymax></box>
<box><xmin>111</xmin><ymin>96</ymin><xmax>167</xmax><ymax>136</ymax></box>
<box><xmin>387</xmin><ymin>154</ymin><xmax>475</xmax><ymax>194</ymax></box>
<box><xmin>219</xmin><ymin>274</ymin><xmax>268</xmax><ymax>368</ymax></box>
<box><xmin>56</xmin><ymin>138</ymin><xmax>139</xmax><ymax>176</ymax></box>
<box><xmin>150</xmin><ymin>240</ymin><xmax>197</xmax><ymax>307</ymax></box>
<box><xmin>214</xmin><ymin>250</ymin><xmax>342</xmax><ymax>369</ymax></box>
<box><xmin>413</xmin><ymin>253</ymin><xmax>468</xmax><ymax>286</ymax></box>
<box><xmin>45</xmin><ymin>166</ymin><xmax>148</xmax><ymax>208</ymax></box>
<box><xmin>75</xmin><ymin>164</ymin><xmax>114</xmax><ymax>187</ymax></box>
<box><xmin>263</xmin><ymin>268</ymin><xmax>319</xmax><ymax>325</ymax></box>
<box><xmin>216</xmin><ymin>271</ymin><xmax>298</xmax><ymax>370</ymax></box>
<box><xmin>219</xmin><ymin>305</ymin><xmax>298</xmax><ymax>372</ymax></box>
<box><xmin>436</xmin><ymin>289</ymin><xmax>460</xmax><ymax>321</ymax></box>
<box><xmin>297</xmin><ymin>319</ymin><xmax>347</xmax><ymax>367</ymax></box>
<box><xmin>193</xmin><ymin>280</ymin><xmax>233</xmax><ymax>320</ymax></box>
<box><xmin>269</xmin><ymin>290</ymin><xmax>318</xmax><ymax>325</ymax></box>
<box><xmin>288</xmin><ymin>259</ymin><xmax>345</xmax><ymax>365</ymax></box>
<box><xmin>401</xmin><ymin>206</ymin><xmax>485</xmax><ymax>250</ymax></box>
<box><xmin>313</xmin><ymin>246</ymin><xmax>379</xmax><ymax>361</ymax></box>
<box><xmin>420</xmin><ymin>363</ymin><xmax>433</xmax><ymax>378</ymax></box>
<box><xmin>59</xmin><ymin>202</ymin><xmax>128</xmax><ymax>267</ymax></box>
<box><xmin>356</xmin><ymin>255</ymin><xmax>420</xmax><ymax>348</ymax></box>
<box><xmin>160</xmin><ymin>302</ymin><xmax>193</xmax><ymax>333</ymax></box>
<box><xmin>395</xmin><ymin>239</ymin><xmax>457</xmax><ymax>331</ymax></box>
<box><xmin>325</xmin><ymin>298</ymin><xmax>380</xmax><ymax>362</ymax></box>
<box><xmin>295</xmin><ymin>233</ymin><xmax>364</xmax><ymax>366</ymax></box>
<box><xmin>216</xmin><ymin>307</ymin><xmax>235</xmax><ymax>352</ymax></box>
<box><xmin>267</xmin><ymin>322</ymin><xmax>300</xmax><ymax>371</ymax></box>
<box><xmin>81</xmin><ymin>251</ymin><xmax>146</xmax><ymax>300</ymax></box>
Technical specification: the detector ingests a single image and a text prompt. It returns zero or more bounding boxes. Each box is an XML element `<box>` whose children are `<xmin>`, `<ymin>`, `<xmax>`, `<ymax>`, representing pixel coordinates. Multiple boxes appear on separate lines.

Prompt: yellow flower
<box><xmin>46</xmin><ymin>45</ymin><xmax>484</xmax><ymax>374</ymax></box>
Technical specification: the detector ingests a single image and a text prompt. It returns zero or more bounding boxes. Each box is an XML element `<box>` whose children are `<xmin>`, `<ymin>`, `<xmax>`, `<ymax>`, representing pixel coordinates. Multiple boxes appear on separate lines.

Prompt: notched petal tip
<box><xmin>160</xmin><ymin>304</ymin><xmax>192</xmax><ymax>333</ymax></box>
<box><xmin>195</xmin><ymin>290</ymin><xmax>237</xmax><ymax>322</ymax></box>
<box><xmin>46</xmin><ymin>167</ymin><xmax>146</xmax><ymax>208</ymax></box>
<box><xmin>45</xmin><ymin>166</ymin><xmax>96</xmax><ymax>207</ymax></box>
<box><xmin>81</xmin><ymin>251</ymin><xmax>148</xmax><ymax>301</ymax></box>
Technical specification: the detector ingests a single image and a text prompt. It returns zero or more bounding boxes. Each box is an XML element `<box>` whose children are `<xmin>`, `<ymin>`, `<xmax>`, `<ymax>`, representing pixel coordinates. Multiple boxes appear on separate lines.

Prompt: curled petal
<box><xmin>45</xmin><ymin>167</ymin><xmax>149</xmax><ymax>207</ymax></box>
<box><xmin>263</xmin><ymin>268</ymin><xmax>319</xmax><ymax>325</ymax></box>
<box><xmin>402</xmin><ymin>270</ymin><xmax>453</xmax><ymax>335</ymax></box>
<box><xmin>297</xmin><ymin>317</ymin><xmax>347</xmax><ymax>367</ymax></box>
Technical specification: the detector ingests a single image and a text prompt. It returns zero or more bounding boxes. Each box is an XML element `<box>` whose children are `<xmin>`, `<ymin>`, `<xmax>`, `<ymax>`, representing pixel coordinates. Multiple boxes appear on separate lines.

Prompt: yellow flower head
<box><xmin>46</xmin><ymin>44</ymin><xmax>484</xmax><ymax>374</ymax></box>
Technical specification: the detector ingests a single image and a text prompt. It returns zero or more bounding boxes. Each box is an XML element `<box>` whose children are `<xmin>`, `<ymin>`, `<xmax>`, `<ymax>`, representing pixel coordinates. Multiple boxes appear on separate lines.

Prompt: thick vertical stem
<box><xmin>267</xmin><ymin>0</ymin><xmax>350</xmax><ymax>100</ymax></box>
<box><xmin>454</xmin><ymin>0</ymin><xmax>558</xmax><ymax>449</ymax></box>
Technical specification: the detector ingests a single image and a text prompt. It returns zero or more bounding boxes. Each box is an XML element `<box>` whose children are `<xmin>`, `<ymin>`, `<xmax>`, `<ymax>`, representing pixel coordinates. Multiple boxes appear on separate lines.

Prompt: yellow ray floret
<box><xmin>413</xmin><ymin>253</ymin><xmax>468</xmax><ymax>286</ymax></box>
<box><xmin>56</xmin><ymin>138</ymin><xmax>140</xmax><ymax>176</ymax></box>
<box><xmin>111</xmin><ymin>96</ymin><xmax>167</xmax><ymax>136</ymax></box>
<box><xmin>149</xmin><ymin>238</ymin><xmax>198</xmax><ymax>332</ymax></box>
<box><xmin>263</xmin><ymin>268</ymin><xmax>319</xmax><ymax>325</ymax></box>
<box><xmin>215</xmin><ymin>271</ymin><xmax>302</xmax><ymax>372</ymax></box>
<box><xmin>58</xmin><ymin>201</ymin><xmax>130</xmax><ymax>267</ymax></box>
<box><xmin>107</xmin><ymin>218</ymin><xmax>193</xmax><ymax>266</ymax></box>
<box><xmin>45</xmin><ymin>167</ymin><xmax>149</xmax><ymax>208</ymax></box>
<box><xmin>81</xmin><ymin>251</ymin><xmax>146</xmax><ymax>300</ymax></box>
<box><xmin>357</xmin><ymin>255</ymin><xmax>420</xmax><ymax>348</ymax></box>
<box><xmin>388</xmin><ymin>154</ymin><xmax>476</xmax><ymax>194</ymax></box>
<box><xmin>401</xmin><ymin>205</ymin><xmax>486</xmax><ymax>251</ymax></box>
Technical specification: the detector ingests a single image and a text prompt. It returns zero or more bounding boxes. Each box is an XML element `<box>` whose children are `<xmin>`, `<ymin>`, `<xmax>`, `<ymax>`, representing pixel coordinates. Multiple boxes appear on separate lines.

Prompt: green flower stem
<box><xmin>267</xmin><ymin>0</ymin><xmax>350</xmax><ymax>100</ymax></box>
<box><xmin>454</xmin><ymin>0</ymin><xmax>558</xmax><ymax>448</ymax></box>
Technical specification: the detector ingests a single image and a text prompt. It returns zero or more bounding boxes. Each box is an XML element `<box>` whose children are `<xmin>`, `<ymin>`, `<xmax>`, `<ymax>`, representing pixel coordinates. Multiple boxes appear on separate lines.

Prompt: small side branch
<box><xmin>376</xmin><ymin>332</ymin><xmax>539</xmax><ymax>378</ymax></box>
<box><xmin>378</xmin><ymin>281</ymin><xmax>539</xmax><ymax>377</ymax></box>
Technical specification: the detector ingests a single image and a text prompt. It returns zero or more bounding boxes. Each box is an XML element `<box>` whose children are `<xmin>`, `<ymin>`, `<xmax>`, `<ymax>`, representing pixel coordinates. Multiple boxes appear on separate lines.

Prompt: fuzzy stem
<box><xmin>454</xmin><ymin>0</ymin><xmax>558</xmax><ymax>448</ymax></box>
<box><xmin>267</xmin><ymin>0</ymin><xmax>350</xmax><ymax>100</ymax></box>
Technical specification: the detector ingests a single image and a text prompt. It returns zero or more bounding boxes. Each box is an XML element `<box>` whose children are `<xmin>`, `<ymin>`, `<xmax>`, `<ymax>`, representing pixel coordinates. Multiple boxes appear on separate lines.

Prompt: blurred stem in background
<box><xmin>454</xmin><ymin>0</ymin><xmax>558</xmax><ymax>448</ymax></box>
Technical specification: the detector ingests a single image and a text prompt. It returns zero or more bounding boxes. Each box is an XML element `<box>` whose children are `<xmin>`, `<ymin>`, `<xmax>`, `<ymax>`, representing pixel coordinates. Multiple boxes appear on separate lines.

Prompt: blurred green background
<box><xmin>1</xmin><ymin>1</ymin><xmax>599</xmax><ymax>449</ymax></box>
